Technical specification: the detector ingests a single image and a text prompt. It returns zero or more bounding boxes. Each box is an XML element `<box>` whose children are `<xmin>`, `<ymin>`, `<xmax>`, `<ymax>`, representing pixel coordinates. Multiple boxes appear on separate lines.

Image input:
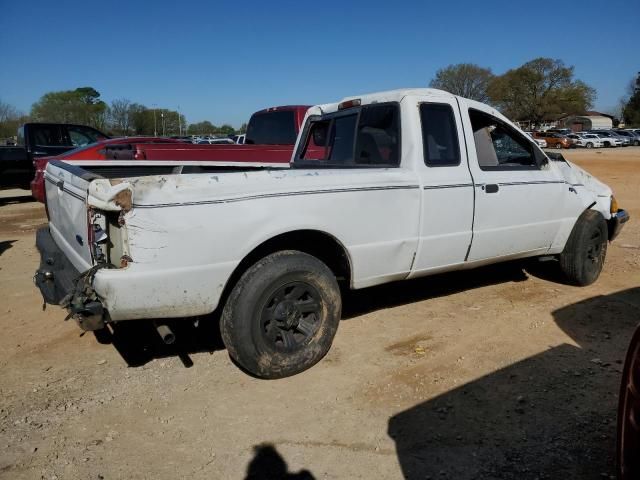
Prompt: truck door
<box><xmin>460</xmin><ymin>103</ymin><xmax>567</xmax><ymax>261</ymax></box>
<box><xmin>409</xmin><ymin>96</ymin><xmax>474</xmax><ymax>277</ymax></box>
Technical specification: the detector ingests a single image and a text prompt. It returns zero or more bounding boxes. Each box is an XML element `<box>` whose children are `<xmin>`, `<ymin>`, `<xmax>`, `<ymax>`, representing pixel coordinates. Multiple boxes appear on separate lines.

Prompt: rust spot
<box><xmin>120</xmin><ymin>255</ymin><xmax>133</xmax><ymax>268</ymax></box>
<box><xmin>113</xmin><ymin>189</ymin><xmax>132</xmax><ymax>212</ymax></box>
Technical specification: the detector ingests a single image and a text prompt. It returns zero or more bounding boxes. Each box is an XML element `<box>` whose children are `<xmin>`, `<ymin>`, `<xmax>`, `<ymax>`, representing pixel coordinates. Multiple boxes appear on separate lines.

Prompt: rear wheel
<box><xmin>559</xmin><ymin>210</ymin><xmax>608</xmax><ymax>286</ymax></box>
<box><xmin>220</xmin><ymin>251</ymin><xmax>341</xmax><ymax>379</ymax></box>
<box><xmin>555</xmin><ymin>142</ymin><xmax>563</xmax><ymax>149</ymax></box>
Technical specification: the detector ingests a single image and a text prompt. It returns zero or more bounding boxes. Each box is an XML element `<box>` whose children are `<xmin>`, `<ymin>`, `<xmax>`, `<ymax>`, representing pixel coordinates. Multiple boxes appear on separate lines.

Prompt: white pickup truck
<box><xmin>34</xmin><ymin>88</ymin><xmax>629</xmax><ymax>378</ymax></box>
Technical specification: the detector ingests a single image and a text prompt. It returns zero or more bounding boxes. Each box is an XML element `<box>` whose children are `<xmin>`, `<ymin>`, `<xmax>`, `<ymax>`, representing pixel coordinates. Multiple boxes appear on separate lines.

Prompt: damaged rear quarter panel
<box><xmin>89</xmin><ymin>168</ymin><xmax>420</xmax><ymax>321</ymax></box>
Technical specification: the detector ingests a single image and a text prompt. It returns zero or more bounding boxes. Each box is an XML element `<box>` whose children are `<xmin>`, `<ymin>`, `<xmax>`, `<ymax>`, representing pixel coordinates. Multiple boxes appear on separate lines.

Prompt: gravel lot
<box><xmin>1</xmin><ymin>147</ymin><xmax>639</xmax><ymax>479</ymax></box>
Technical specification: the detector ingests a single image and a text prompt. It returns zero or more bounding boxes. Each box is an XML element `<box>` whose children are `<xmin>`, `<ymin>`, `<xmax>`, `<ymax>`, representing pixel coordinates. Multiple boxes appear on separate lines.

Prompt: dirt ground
<box><xmin>1</xmin><ymin>148</ymin><xmax>639</xmax><ymax>480</ymax></box>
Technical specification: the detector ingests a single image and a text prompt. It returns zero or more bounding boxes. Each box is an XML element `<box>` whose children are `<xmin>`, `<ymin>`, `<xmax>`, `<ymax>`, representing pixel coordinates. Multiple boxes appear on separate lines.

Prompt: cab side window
<box><xmin>420</xmin><ymin>103</ymin><xmax>460</xmax><ymax>166</ymax></box>
<box><xmin>469</xmin><ymin>109</ymin><xmax>538</xmax><ymax>170</ymax></box>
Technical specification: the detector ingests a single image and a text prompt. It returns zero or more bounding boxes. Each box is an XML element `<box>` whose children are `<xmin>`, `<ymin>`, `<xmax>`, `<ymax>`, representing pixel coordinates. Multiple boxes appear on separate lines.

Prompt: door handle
<box><xmin>484</xmin><ymin>184</ymin><xmax>499</xmax><ymax>194</ymax></box>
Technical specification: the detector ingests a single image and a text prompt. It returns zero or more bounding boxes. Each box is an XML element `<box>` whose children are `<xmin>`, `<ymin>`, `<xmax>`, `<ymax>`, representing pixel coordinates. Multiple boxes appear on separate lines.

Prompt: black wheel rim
<box><xmin>260</xmin><ymin>282</ymin><xmax>322</xmax><ymax>352</ymax></box>
<box><xmin>586</xmin><ymin>228</ymin><xmax>603</xmax><ymax>264</ymax></box>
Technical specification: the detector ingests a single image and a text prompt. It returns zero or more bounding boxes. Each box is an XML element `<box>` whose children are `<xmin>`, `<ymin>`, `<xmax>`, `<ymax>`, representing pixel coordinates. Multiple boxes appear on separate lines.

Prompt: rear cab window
<box><xmin>245</xmin><ymin>110</ymin><xmax>297</xmax><ymax>145</ymax></box>
<box><xmin>294</xmin><ymin>102</ymin><xmax>400</xmax><ymax>168</ymax></box>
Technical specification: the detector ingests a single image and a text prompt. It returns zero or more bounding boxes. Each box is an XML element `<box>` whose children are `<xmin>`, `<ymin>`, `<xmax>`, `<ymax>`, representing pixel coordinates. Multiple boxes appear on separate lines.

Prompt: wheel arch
<box><xmin>217</xmin><ymin>229</ymin><xmax>352</xmax><ymax>313</ymax></box>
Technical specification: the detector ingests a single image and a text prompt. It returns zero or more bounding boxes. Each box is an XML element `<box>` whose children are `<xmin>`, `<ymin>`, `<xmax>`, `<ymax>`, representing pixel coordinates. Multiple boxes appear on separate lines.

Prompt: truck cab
<box><xmin>0</xmin><ymin>123</ymin><xmax>108</xmax><ymax>189</ymax></box>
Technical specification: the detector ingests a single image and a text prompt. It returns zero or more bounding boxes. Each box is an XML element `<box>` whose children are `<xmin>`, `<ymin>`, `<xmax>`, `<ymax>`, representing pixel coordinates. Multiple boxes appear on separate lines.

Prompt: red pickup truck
<box><xmin>31</xmin><ymin>105</ymin><xmax>310</xmax><ymax>202</ymax></box>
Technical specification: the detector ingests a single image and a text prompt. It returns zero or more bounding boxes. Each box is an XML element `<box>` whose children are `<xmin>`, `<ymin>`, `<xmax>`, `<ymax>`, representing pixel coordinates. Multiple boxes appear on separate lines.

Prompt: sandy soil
<box><xmin>1</xmin><ymin>147</ymin><xmax>639</xmax><ymax>479</ymax></box>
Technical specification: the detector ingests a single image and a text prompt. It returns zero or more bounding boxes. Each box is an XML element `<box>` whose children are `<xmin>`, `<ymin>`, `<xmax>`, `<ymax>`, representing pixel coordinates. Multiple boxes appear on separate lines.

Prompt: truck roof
<box><xmin>310</xmin><ymin>88</ymin><xmax>508</xmax><ymax>130</ymax></box>
<box><xmin>315</xmin><ymin>88</ymin><xmax>452</xmax><ymax>114</ymax></box>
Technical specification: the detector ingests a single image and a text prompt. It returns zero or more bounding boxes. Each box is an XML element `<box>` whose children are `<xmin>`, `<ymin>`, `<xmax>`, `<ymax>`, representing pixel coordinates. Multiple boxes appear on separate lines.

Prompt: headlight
<box><xmin>610</xmin><ymin>195</ymin><xmax>619</xmax><ymax>214</ymax></box>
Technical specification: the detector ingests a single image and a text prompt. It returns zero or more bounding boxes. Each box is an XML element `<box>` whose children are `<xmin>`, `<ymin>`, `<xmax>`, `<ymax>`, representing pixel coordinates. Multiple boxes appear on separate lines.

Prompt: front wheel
<box><xmin>555</xmin><ymin>143</ymin><xmax>563</xmax><ymax>149</ymax></box>
<box><xmin>586</xmin><ymin>142</ymin><xmax>593</xmax><ymax>149</ymax></box>
<box><xmin>559</xmin><ymin>210</ymin><xmax>608</xmax><ymax>286</ymax></box>
<box><xmin>220</xmin><ymin>251</ymin><xmax>341</xmax><ymax>379</ymax></box>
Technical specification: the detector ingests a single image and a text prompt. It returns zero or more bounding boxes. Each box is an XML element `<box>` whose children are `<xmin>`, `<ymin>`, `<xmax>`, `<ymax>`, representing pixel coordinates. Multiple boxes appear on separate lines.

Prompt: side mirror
<box><xmin>534</xmin><ymin>148</ymin><xmax>550</xmax><ymax>166</ymax></box>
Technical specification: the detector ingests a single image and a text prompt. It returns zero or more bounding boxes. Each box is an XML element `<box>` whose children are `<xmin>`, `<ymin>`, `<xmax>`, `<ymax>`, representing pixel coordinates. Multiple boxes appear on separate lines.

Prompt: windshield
<box><xmin>245</xmin><ymin>110</ymin><xmax>297</xmax><ymax>145</ymax></box>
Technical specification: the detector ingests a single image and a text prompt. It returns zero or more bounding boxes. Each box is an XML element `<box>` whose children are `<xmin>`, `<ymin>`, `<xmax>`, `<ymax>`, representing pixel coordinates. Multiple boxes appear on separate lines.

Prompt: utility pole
<box><xmin>177</xmin><ymin>106</ymin><xmax>182</xmax><ymax>136</ymax></box>
<box><xmin>161</xmin><ymin>111</ymin><xmax>165</xmax><ymax>137</ymax></box>
<box><xmin>152</xmin><ymin>104</ymin><xmax>157</xmax><ymax>136</ymax></box>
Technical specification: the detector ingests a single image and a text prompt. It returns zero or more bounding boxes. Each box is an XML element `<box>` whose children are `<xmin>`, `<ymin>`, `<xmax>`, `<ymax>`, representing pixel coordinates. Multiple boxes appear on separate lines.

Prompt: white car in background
<box><xmin>590</xmin><ymin>133</ymin><xmax>623</xmax><ymax>148</ymax></box>
<box><xmin>567</xmin><ymin>133</ymin><xmax>603</xmax><ymax>149</ymax></box>
<box><xmin>525</xmin><ymin>132</ymin><xmax>547</xmax><ymax>148</ymax></box>
<box><xmin>197</xmin><ymin>137</ymin><xmax>236</xmax><ymax>145</ymax></box>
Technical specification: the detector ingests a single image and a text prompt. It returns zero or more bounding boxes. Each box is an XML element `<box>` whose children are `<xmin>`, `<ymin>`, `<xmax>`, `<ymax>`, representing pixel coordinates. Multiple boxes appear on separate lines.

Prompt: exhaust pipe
<box><xmin>155</xmin><ymin>323</ymin><xmax>175</xmax><ymax>344</ymax></box>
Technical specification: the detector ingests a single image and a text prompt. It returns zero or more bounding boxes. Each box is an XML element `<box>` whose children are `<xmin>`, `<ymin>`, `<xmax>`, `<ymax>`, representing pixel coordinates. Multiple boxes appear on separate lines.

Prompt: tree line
<box><xmin>2</xmin><ymin>59</ymin><xmax>639</xmax><ymax>140</ymax></box>
<box><xmin>429</xmin><ymin>57</ymin><xmax>639</xmax><ymax>127</ymax></box>
<box><xmin>0</xmin><ymin>87</ymin><xmax>246</xmax><ymax>139</ymax></box>
<box><xmin>622</xmin><ymin>72</ymin><xmax>640</xmax><ymax>126</ymax></box>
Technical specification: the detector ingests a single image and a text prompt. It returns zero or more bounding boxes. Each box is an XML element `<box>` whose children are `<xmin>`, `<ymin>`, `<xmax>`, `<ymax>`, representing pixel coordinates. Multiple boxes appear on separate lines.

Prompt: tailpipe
<box><xmin>155</xmin><ymin>323</ymin><xmax>175</xmax><ymax>345</ymax></box>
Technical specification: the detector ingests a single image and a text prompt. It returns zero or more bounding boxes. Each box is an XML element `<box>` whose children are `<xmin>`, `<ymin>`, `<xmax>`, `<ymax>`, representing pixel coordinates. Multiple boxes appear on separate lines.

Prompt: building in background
<box><xmin>557</xmin><ymin>111</ymin><xmax>614</xmax><ymax>132</ymax></box>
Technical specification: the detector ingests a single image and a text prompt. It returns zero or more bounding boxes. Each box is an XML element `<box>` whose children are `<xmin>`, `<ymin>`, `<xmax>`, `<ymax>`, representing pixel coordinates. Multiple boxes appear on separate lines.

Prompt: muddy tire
<box><xmin>559</xmin><ymin>210</ymin><xmax>608</xmax><ymax>286</ymax></box>
<box><xmin>220</xmin><ymin>250</ymin><xmax>341</xmax><ymax>379</ymax></box>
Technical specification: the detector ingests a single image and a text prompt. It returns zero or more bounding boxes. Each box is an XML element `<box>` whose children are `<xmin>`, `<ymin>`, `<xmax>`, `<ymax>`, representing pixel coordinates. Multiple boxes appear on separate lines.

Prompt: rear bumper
<box><xmin>609</xmin><ymin>209</ymin><xmax>630</xmax><ymax>241</ymax></box>
<box><xmin>34</xmin><ymin>227</ymin><xmax>81</xmax><ymax>305</ymax></box>
<box><xmin>34</xmin><ymin>227</ymin><xmax>106</xmax><ymax>330</ymax></box>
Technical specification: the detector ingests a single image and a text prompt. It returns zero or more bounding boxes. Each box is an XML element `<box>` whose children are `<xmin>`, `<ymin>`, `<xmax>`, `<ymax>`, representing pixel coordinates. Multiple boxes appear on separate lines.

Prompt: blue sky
<box><xmin>1</xmin><ymin>0</ymin><xmax>637</xmax><ymax>127</ymax></box>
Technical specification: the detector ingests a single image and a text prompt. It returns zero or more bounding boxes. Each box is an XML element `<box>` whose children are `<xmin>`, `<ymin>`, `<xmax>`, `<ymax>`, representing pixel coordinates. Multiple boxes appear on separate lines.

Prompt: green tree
<box><xmin>622</xmin><ymin>73</ymin><xmax>640</xmax><ymax>126</ymax></box>
<box><xmin>187</xmin><ymin>121</ymin><xmax>216</xmax><ymax>135</ymax></box>
<box><xmin>429</xmin><ymin>63</ymin><xmax>494</xmax><ymax>102</ymax></box>
<box><xmin>129</xmin><ymin>103</ymin><xmax>153</xmax><ymax>135</ymax></box>
<box><xmin>31</xmin><ymin>87</ymin><xmax>108</xmax><ymax>129</ymax></box>
<box><xmin>487</xmin><ymin>58</ymin><xmax>595</xmax><ymax>124</ymax></box>
<box><xmin>623</xmin><ymin>91</ymin><xmax>640</xmax><ymax>126</ymax></box>
<box><xmin>157</xmin><ymin>108</ymin><xmax>186</xmax><ymax>136</ymax></box>
<box><xmin>239</xmin><ymin>122</ymin><xmax>248</xmax><ymax>134</ymax></box>
<box><xmin>216</xmin><ymin>124</ymin><xmax>235</xmax><ymax>136</ymax></box>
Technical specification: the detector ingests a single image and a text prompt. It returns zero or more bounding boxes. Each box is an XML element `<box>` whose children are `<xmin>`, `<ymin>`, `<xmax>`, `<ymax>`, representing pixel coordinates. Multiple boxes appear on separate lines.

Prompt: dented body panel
<box><xmin>37</xmin><ymin>89</ymin><xmax>624</xmax><ymax>324</ymax></box>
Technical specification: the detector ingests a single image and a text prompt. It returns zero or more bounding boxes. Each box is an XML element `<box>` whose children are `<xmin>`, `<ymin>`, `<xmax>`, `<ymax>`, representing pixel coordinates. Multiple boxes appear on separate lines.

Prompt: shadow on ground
<box><xmin>0</xmin><ymin>240</ymin><xmax>16</xmax><ymax>256</ymax></box>
<box><xmin>94</xmin><ymin>315</ymin><xmax>225</xmax><ymax>368</ymax></box>
<box><xmin>388</xmin><ymin>287</ymin><xmax>640</xmax><ymax>480</ymax></box>
<box><xmin>342</xmin><ymin>260</ymin><xmax>530</xmax><ymax>319</ymax></box>
<box><xmin>0</xmin><ymin>194</ymin><xmax>34</xmax><ymax>206</ymax></box>
<box><xmin>100</xmin><ymin>260</ymin><xmax>537</xmax><ymax>368</ymax></box>
<box><xmin>244</xmin><ymin>444</ymin><xmax>315</xmax><ymax>479</ymax></box>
